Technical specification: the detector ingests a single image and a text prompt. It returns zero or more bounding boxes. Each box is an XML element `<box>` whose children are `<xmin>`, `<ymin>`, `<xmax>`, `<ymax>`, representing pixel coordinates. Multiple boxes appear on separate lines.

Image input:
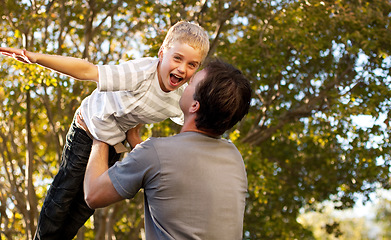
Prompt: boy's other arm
<box><xmin>84</xmin><ymin>139</ymin><xmax>124</xmax><ymax>209</ymax></box>
<box><xmin>0</xmin><ymin>47</ymin><xmax>99</xmax><ymax>82</ymax></box>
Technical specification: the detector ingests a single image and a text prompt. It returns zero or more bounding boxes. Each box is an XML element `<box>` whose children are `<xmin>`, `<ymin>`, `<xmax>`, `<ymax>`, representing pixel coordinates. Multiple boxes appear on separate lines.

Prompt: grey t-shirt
<box><xmin>108</xmin><ymin>131</ymin><xmax>247</xmax><ymax>240</ymax></box>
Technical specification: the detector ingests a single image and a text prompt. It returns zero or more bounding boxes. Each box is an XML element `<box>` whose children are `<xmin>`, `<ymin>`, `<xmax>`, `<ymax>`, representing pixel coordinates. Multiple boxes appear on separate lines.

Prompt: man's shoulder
<box><xmin>149</xmin><ymin>132</ymin><xmax>232</xmax><ymax>146</ymax></box>
<box><xmin>141</xmin><ymin>135</ymin><xmax>183</xmax><ymax>149</ymax></box>
<box><xmin>142</xmin><ymin>133</ymin><xmax>239</xmax><ymax>152</ymax></box>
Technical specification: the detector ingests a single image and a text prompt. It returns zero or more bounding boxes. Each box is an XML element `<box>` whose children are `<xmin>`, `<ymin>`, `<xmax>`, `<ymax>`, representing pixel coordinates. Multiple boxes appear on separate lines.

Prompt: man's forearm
<box><xmin>84</xmin><ymin>139</ymin><xmax>110</xmax><ymax>208</ymax></box>
<box><xmin>84</xmin><ymin>139</ymin><xmax>123</xmax><ymax>209</ymax></box>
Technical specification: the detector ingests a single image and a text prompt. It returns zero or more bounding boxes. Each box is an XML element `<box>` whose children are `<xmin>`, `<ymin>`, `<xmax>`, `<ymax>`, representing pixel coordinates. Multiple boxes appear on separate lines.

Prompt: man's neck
<box><xmin>180</xmin><ymin>122</ymin><xmax>220</xmax><ymax>138</ymax></box>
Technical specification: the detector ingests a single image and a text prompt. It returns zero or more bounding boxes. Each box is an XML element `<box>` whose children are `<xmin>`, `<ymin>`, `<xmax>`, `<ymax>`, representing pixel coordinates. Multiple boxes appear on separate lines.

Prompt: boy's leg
<box><xmin>60</xmin><ymin>186</ymin><xmax>94</xmax><ymax>239</ymax></box>
<box><xmin>34</xmin><ymin>119</ymin><xmax>93</xmax><ymax>240</ymax></box>
<box><xmin>61</xmin><ymin>145</ymin><xmax>121</xmax><ymax>237</ymax></box>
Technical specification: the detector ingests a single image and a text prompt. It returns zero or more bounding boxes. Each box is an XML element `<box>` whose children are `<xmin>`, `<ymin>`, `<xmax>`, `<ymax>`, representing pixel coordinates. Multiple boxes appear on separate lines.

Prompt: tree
<box><xmin>1</xmin><ymin>0</ymin><xmax>391</xmax><ymax>239</ymax></box>
<box><xmin>1</xmin><ymin>0</ymin><xmax>149</xmax><ymax>238</ymax></box>
<box><xmin>298</xmin><ymin>202</ymin><xmax>374</xmax><ymax>240</ymax></box>
<box><xmin>219</xmin><ymin>1</ymin><xmax>391</xmax><ymax>238</ymax></box>
<box><xmin>375</xmin><ymin>193</ymin><xmax>391</xmax><ymax>239</ymax></box>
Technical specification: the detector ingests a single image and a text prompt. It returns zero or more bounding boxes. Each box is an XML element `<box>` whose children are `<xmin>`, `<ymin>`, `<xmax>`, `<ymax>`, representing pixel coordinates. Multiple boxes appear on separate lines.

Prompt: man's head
<box><xmin>157</xmin><ymin>21</ymin><xmax>210</xmax><ymax>93</ymax></box>
<box><xmin>180</xmin><ymin>59</ymin><xmax>252</xmax><ymax>136</ymax></box>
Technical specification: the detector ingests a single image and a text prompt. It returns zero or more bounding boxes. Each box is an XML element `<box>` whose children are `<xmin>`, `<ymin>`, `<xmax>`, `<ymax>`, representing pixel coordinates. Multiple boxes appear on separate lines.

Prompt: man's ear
<box><xmin>189</xmin><ymin>100</ymin><xmax>200</xmax><ymax>113</ymax></box>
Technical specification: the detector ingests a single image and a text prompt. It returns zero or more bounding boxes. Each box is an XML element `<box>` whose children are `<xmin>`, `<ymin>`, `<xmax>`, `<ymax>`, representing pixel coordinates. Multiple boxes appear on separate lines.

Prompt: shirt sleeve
<box><xmin>108</xmin><ymin>138</ymin><xmax>160</xmax><ymax>199</ymax></box>
<box><xmin>97</xmin><ymin>62</ymin><xmax>139</xmax><ymax>92</ymax></box>
<box><xmin>97</xmin><ymin>58</ymin><xmax>158</xmax><ymax>92</ymax></box>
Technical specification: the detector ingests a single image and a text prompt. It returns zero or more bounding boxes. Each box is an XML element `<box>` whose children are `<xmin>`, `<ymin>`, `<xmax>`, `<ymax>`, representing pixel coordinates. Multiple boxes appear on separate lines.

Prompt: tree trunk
<box><xmin>25</xmin><ymin>90</ymin><xmax>39</xmax><ymax>238</ymax></box>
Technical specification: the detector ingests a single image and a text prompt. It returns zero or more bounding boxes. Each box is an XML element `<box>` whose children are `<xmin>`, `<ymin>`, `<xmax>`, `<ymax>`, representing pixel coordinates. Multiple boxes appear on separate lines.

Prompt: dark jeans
<box><xmin>34</xmin><ymin>116</ymin><xmax>121</xmax><ymax>240</ymax></box>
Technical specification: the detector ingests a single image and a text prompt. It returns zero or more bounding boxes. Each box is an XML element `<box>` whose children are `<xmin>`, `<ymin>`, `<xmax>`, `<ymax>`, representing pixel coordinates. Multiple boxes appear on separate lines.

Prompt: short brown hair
<box><xmin>194</xmin><ymin>59</ymin><xmax>251</xmax><ymax>135</ymax></box>
<box><xmin>160</xmin><ymin>21</ymin><xmax>210</xmax><ymax>62</ymax></box>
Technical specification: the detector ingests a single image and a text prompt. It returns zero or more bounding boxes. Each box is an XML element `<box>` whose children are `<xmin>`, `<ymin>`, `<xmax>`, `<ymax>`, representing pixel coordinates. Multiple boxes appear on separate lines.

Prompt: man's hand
<box><xmin>0</xmin><ymin>47</ymin><xmax>35</xmax><ymax>64</ymax></box>
<box><xmin>76</xmin><ymin>112</ymin><xmax>92</xmax><ymax>136</ymax></box>
<box><xmin>126</xmin><ymin>124</ymin><xmax>143</xmax><ymax>148</ymax></box>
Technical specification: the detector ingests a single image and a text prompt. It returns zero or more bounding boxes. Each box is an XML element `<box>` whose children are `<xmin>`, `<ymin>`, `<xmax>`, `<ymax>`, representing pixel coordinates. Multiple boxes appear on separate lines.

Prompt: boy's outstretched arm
<box><xmin>0</xmin><ymin>47</ymin><xmax>99</xmax><ymax>82</ymax></box>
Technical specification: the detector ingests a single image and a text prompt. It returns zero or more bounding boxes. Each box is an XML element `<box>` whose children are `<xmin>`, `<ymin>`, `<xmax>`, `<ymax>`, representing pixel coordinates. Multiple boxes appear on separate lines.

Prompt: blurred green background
<box><xmin>1</xmin><ymin>0</ymin><xmax>391</xmax><ymax>239</ymax></box>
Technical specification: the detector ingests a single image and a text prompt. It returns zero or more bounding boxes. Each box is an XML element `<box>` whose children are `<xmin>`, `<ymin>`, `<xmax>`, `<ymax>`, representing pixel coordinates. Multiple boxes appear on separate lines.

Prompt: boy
<box><xmin>0</xmin><ymin>21</ymin><xmax>209</xmax><ymax>240</ymax></box>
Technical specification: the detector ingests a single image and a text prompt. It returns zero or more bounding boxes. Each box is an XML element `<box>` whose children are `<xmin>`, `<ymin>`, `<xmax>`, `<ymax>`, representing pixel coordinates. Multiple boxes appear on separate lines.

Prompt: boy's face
<box><xmin>157</xmin><ymin>42</ymin><xmax>203</xmax><ymax>92</ymax></box>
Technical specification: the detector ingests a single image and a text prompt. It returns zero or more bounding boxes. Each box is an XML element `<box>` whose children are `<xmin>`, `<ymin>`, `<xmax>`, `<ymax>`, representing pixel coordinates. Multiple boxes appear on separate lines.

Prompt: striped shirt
<box><xmin>79</xmin><ymin>57</ymin><xmax>185</xmax><ymax>146</ymax></box>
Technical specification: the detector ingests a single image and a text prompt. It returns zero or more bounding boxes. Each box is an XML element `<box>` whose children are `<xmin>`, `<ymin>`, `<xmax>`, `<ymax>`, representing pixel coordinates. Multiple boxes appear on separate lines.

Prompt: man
<box><xmin>84</xmin><ymin>59</ymin><xmax>252</xmax><ymax>239</ymax></box>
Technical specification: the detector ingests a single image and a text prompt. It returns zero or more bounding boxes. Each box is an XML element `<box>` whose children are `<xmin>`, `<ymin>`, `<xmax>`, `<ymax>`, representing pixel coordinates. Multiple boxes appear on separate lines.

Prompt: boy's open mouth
<box><xmin>170</xmin><ymin>73</ymin><xmax>184</xmax><ymax>85</ymax></box>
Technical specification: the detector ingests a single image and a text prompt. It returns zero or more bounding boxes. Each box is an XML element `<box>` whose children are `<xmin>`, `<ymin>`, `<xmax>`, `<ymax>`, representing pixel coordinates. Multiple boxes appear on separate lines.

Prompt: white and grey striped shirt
<box><xmin>79</xmin><ymin>57</ymin><xmax>185</xmax><ymax>146</ymax></box>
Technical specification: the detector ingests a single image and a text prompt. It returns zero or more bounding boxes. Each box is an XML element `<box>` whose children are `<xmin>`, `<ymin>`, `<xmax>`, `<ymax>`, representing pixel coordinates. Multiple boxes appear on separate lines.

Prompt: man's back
<box><xmin>145</xmin><ymin>131</ymin><xmax>247</xmax><ymax>239</ymax></box>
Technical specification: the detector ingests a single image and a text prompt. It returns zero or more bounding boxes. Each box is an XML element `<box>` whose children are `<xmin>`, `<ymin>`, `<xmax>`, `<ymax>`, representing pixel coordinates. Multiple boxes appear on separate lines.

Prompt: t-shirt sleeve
<box><xmin>108</xmin><ymin>138</ymin><xmax>160</xmax><ymax>199</ymax></box>
<box><xmin>97</xmin><ymin>62</ymin><xmax>139</xmax><ymax>92</ymax></box>
<box><xmin>97</xmin><ymin>58</ymin><xmax>158</xmax><ymax>92</ymax></box>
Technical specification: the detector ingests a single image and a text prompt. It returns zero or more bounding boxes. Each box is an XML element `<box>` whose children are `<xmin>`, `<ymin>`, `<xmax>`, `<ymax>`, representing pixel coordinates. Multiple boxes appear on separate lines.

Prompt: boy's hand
<box><xmin>0</xmin><ymin>47</ymin><xmax>34</xmax><ymax>64</ymax></box>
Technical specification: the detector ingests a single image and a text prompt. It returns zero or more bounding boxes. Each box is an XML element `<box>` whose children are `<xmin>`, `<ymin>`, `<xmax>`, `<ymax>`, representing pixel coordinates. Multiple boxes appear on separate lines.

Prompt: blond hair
<box><xmin>160</xmin><ymin>21</ymin><xmax>210</xmax><ymax>62</ymax></box>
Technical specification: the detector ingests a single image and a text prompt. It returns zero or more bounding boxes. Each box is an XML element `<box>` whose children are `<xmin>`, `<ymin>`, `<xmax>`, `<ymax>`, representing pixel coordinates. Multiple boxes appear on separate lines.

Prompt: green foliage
<box><xmin>1</xmin><ymin>0</ymin><xmax>391</xmax><ymax>239</ymax></box>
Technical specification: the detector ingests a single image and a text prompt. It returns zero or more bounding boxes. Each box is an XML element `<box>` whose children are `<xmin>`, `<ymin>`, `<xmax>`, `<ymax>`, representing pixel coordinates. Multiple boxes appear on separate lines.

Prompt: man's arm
<box><xmin>84</xmin><ymin>139</ymin><xmax>124</xmax><ymax>209</ymax></box>
<box><xmin>0</xmin><ymin>47</ymin><xmax>99</xmax><ymax>82</ymax></box>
